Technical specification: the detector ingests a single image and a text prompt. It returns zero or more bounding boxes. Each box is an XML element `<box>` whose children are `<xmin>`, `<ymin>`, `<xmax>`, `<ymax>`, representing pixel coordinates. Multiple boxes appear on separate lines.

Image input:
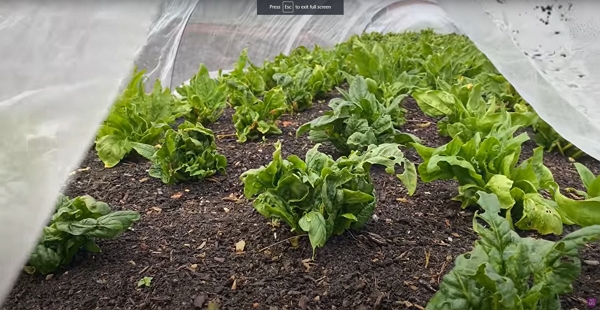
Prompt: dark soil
<box><xmin>3</xmin><ymin>98</ymin><xmax>599</xmax><ymax>310</ymax></box>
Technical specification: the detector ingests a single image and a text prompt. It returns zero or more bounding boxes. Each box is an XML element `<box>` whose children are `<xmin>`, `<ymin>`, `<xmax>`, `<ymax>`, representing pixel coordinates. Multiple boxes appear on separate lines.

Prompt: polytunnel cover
<box><xmin>1</xmin><ymin>0</ymin><xmax>600</xmax><ymax>304</ymax></box>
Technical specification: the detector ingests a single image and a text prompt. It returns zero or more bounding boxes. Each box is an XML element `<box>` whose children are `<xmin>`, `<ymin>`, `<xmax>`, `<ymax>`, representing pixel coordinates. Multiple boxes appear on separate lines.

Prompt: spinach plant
<box><xmin>240</xmin><ymin>141</ymin><xmax>416</xmax><ymax>256</ymax></box>
<box><xmin>548</xmin><ymin>163</ymin><xmax>600</xmax><ymax>228</ymax></box>
<box><xmin>412</xmin><ymin>83</ymin><xmax>537</xmax><ymax>141</ymax></box>
<box><xmin>533</xmin><ymin>118</ymin><xmax>585</xmax><ymax>160</ymax></box>
<box><xmin>457</xmin><ymin>73</ymin><xmax>524</xmax><ymax>109</ymax></box>
<box><xmin>175</xmin><ymin>64</ymin><xmax>227</xmax><ymax>125</ymax></box>
<box><xmin>260</xmin><ymin>45</ymin><xmax>344</xmax><ymax>96</ymax></box>
<box><xmin>27</xmin><ymin>194</ymin><xmax>140</xmax><ymax>275</ymax></box>
<box><xmin>273</xmin><ymin>67</ymin><xmax>320</xmax><ymax>112</ymax></box>
<box><xmin>569</xmin><ymin>163</ymin><xmax>600</xmax><ymax>199</ymax></box>
<box><xmin>427</xmin><ymin>192</ymin><xmax>600</xmax><ymax>310</ymax></box>
<box><xmin>342</xmin><ymin>30</ymin><xmax>496</xmax><ymax>89</ymax></box>
<box><xmin>221</xmin><ymin>48</ymin><xmax>266</xmax><ymax>107</ymax></box>
<box><xmin>413</xmin><ymin>125</ymin><xmax>563</xmax><ymax>235</ymax></box>
<box><xmin>233</xmin><ymin>86</ymin><xmax>288</xmax><ymax>143</ymax></box>
<box><xmin>95</xmin><ymin>68</ymin><xmax>182</xmax><ymax>168</ymax></box>
<box><xmin>133</xmin><ymin>121</ymin><xmax>227</xmax><ymax>185</ymax></box>
<box><xmin>297</xmin><ymin>75</ymin><xmax>419</xmax><ymax>155</ymax></box>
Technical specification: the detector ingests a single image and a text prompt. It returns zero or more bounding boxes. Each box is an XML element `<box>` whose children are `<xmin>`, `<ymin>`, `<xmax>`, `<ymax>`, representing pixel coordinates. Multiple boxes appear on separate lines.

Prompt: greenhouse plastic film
<box><xmin>134</xmin><ymin>0</ymin><xmax>199</xmax><ymax>89</ymax></box>
<box><xmin>174</xmin><ymin>0</ymin><xmax>408</xmax><ymax>85</ymax></box>
<box><xmin>0</xmin><ymin>0</ymin><xmax>162</xmax><ymax>304</ymax></box>
<box><xmin>436</xmin><ymin>0</ymin><xmax>600</xmax><ymax>161</ymax></box>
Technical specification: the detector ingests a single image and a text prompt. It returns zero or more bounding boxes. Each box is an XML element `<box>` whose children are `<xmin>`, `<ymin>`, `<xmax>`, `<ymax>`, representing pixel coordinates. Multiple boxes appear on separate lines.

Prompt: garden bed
<box><xmin>4</xmin><ymin>97</ymin><xmax>599</xmax><ymax>310</ymax></box>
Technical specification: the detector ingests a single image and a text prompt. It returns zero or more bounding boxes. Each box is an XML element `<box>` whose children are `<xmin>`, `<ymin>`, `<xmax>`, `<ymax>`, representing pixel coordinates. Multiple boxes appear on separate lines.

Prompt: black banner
<box><xmin>257</xmin><ymin>0</ymin><xmax>344</xmax><ymax>15</ymax></box>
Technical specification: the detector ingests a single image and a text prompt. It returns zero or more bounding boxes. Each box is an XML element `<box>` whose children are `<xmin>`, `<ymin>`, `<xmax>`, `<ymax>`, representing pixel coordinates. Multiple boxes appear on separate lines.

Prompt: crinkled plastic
<box><xmin>2</xmin><ymin>0</ymin><xmax>600</xmax><ymax>305</ymax></box>
<box><xmin>436</xmin><ymin>0</ymin><xmax>600</xmax><ymax>163</ymax></box>
<box><xmin>135</xmin><ymin>0</ymin><xmax>199</xmax><ymax>89</ymax></box>
<box><xmin>0</xmin><ymin>0</ymin><xmax>162</xmax><ymax>303</ymax></box>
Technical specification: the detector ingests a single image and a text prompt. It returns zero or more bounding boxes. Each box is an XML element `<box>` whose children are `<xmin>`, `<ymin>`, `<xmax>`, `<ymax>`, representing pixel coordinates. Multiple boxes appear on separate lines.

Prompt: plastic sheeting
<box><xmin>0</xmin><ymin>0</ymin><xmax>161</xmax><ymax>304</ymax></box>
<box><xmin>2</xmin><ymin>0</ymin><xmax>600</xmax><ymax>305</ymax></box>
<box><xmin>437</xmin><ymin>0</ymin><xmax>600</xmax><ymax>167</ymax></box>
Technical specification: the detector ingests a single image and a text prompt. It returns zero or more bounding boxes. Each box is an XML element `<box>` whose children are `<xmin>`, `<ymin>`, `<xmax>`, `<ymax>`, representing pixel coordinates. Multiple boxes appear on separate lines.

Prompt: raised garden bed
<box><xmin>5</xmin><ymin>101</ymin><xmax>599</xmax><ymax>310</ymax></box>
<box><xmin>4</xmin><ymin>30</ymin><xmax>600</xmax><ymax>310</ymax></box>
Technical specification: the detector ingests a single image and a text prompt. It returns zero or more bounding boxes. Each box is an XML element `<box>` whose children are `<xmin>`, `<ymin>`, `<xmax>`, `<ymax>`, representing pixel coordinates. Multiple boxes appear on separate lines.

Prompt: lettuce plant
<box><xmin>133</xmin><ymin>121</ymin><xmax>226</xmax><ymax>185</ymax></box>
<box><xmin>175</xmin><ymin>64</ymin><xmax>227</xmax><ymax>125</ymax></box>
<box><xmin>95</xmin><ymin>68</ymin><xmax>182</xmax><ymax>168</ymax></box>
<box><xmin>233</xmin><ymin>86</ymin><xmax>288</xmax><ymax>143</ymax></box>
<box><xmin>456</xmin><ymin>73</ymin><xmax>524</xmax><ymax>108</ymax></box>
<box><xmin>297</xmin><ymin>75</ymin><xmax>419</xmax><ymax>155</ymax></box>
<box><xmin>427</xmin><ymin>192</ymin><xmax>600</xmax><ymax>310</ymax></box>
<box><xmin>413</xmin><ymin>125</ymin><xmax>563</xmax><ymax>235</ymax></box>
<box><xmin>27</xmin><ymin>194</ymin><xmax>140</xmax><ymax>275</ymax></box>
<box><xmin>240</xmin><ymin>141</ymin><xmax>416</xmax><ymax>256</ymax></box>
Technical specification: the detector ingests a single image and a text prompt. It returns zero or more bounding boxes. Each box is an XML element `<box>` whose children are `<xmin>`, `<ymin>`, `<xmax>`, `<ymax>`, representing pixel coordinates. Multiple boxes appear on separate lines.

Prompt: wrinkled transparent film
<box><xmin>437</xmin><ymin>0</ymin><xmax>600</xmax><ymax>162</ymax></box>
<box><xmin>173</xmin><ymin>0</ymin><xmax>404</xmax><ymax>86</ymax></box>
<box><xmin>134</xmin><ymin>0</ymin><xmax>199</xmax><ymax>89</ymax></box>
<box><xmin>0</xmin><ymin>0</ymin><xmax>161</xmax><ymax>303</ymax></box>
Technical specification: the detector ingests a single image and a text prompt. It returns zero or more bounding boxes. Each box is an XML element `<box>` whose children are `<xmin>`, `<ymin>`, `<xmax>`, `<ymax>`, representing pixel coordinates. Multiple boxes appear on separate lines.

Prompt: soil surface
<box><xmin>4</xmin><ymin>98</ymin><xmax>600</xmax><ymax>310</ymax></box>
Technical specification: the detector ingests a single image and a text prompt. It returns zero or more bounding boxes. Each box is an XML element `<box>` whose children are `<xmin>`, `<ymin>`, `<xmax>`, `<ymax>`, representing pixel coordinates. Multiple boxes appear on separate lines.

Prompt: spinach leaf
<box><xmin>27</xmin><ymin>195</ymin><xmax>140</xmax><ymax>275</ymax></box>
<box><xmin>413</xmin><ymin>83</ymin><xmax>537</xmax><ymax>141</ymax></box>
<box><xmin>426</xmin><ymin>192</ymin><xmax>600</xmax><ymax>310</ymax></box>
<box><xmin>221</xmin><ymin>48</ymin><xmax>266</xmax><ymax>107</ymax></box>
<box><xmin>133</xmin><ymin>121</ymin><xmax>227</xmax><ymax>185</ymax></box>
<box><xmin>547</xmin><ymin>163</ymin><xmax>600</xmax><ymax>227</ymax></box>
<box><xmin>297</xmin><ymin>75</ymin><xmax>419</xmax><ymax>155</ymax></box>
<box><xmin>240</xmin><ymin>141</ymin><xmax>416</xmax><ymax>257</ymax></box>
<box><xmin>233</xmin><ymin>86</ymin><xmax>288</xmax><ymax>143</ymax></box>
<box><xmin>274</xmin><ymin>67</ymin><xmax>318</xmax><ymax>112</ymax></box>
<box><xmin>414</xmin><ymin>126</ymin><xmax>563</xmax><ymax>235</ymax></box>
<box><xmin>95</xmin><ymin>68</ymin><xmax>183</xmax><ymax>168</ymax></box>
<box><xmin>533</xmin><ymin>118</ymin><xmax>586</xmax><ymax>160</ymax></box>
<box><xmin>175</xmin><ymin>64</ymin><xmax>227</xmax><ymax>125</ymax></box>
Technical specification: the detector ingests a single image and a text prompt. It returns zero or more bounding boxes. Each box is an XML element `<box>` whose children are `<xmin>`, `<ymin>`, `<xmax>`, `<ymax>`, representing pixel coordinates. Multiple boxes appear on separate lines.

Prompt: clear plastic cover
<box><xmin>135</xmin><ymin>0</ymin><xmax>199</xmax><ymax>89</ymax></box>
<box><xmin>0</xmin><ymin>0</ymin><xmax>161</xmax><ymax>303</ymax></box>
<box><xmin>2</xmin><ymin>0</ymin><xmax>600</xmax><ymax>304</ymax></box>
<box><xmin>436</xmin><ymin>0</ymin><xmax>600</xmax><ymax>163</ymax></box>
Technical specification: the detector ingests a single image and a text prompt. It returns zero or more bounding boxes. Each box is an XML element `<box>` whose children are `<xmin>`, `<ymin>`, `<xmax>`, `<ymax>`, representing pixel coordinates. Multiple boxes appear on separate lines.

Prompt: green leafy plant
<box><xmin>221</xmin><ymin>48</ymin><xmax>266</xmax><ymax>107</ymax></box>
<box><xmin>95</xmin><ymin>68</ymin><xmax>182</xmax><ymax>168</ymax></box>
<box><xmin>412</xmin><ymin>83</ymin><xmax>537</xmax><ymax>141</ymax></box>
<box><xmin>341</xmin><ymin>71</ymin><xmax>417</xmax><ymax>109</ymax></box>
<box><xmin>533</xmin><ymin>118</ymin><xmax>585</xmax><ymax>160</ymax></box>
<box><xmin>26</xmin><ymin>195</ymin><xmax>140</xmax><ymax>275</ymax></box>
<box><xmin>342</xmin><ymin>30</ymin><xmax>496</xmax><ymax>89</ymax></box>
<box><xmin>137</xmin><ymin>276</ymin><xmax>153</xmax><ymax>288</ymax></box>
<box><xmin>427</xmin><ymin>192</ymin><xmax>600</xmax><ymax>310</ymax></box>
<box><xmin>420</xmin><ymin>42</ymin><xmax>494</xmax><ymax>88</ymax></box>
<box><xmin>133</xmin><ymin>121</ymin><xmax>227</xmax><ymax>185</ymax></box>
<box><xmin>413</xmin><ymin>125</ymin><xmax>563</xmax><ymax>235</ymax></box>
<box><xmin>233</xmin><ymin>86</ymin><xmax>288</xmax><ymax>143</ymax></box>
<box><xmin>273</xmin><ymin>67</ymin><xmax>320</xmax><ymax>112</ymax></box>
<box><xmin>175</xmin><ymin>64</ymin><xmax>227</xmax><ymax>124</ymax></box>
<box><xmin>457</xmin><ymin>73</ymin><xmax>525</xmax><ymax>108</ymax></box>
<box><xmin>297</xmin><ymin>75</ymin><xmax>419</xmax><ymax>155</ymax></box>
<box><xmin>569</xmin><ymin>163</ymin><xmax>600</xmax><ymax>199</ymax></box>
<box><xmin>547</xmin><ymin>163</ymin><xmax>600</xmax><ymax>228</ymax></box>
<box><xmin>260</xmin><ymin>45</ymin><xmax>344</xmax><ymax>96</ymax></box>
<box><xmin>240</xmin><ymin>141</ymin><xmax>416</xmax><ymax>257</ymax></box>
<box><xmin>347</xmin><ymin>37</ymin><xmax>410</xmax><ymax>85</ymax></box>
